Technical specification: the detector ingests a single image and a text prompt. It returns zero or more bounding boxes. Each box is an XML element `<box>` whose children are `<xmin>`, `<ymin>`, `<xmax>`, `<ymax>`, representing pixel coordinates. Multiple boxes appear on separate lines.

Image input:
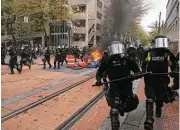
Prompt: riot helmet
<box><xmin>107</xmin><ymin>41</ymin><xmax>125</xmax><ymax>57</ymax></box>
<box><xmin>152</xmin><ymin>35</ymin><xmax>168</xmax><ymax>49</ymax></box>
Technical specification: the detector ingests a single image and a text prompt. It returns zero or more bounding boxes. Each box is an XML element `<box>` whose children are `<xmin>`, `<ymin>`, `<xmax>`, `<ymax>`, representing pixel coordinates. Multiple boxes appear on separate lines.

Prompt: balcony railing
<box><xmin>73</xmin><ymin>13</ymin><xmax>86</xmax><ymax>19</ymax></box>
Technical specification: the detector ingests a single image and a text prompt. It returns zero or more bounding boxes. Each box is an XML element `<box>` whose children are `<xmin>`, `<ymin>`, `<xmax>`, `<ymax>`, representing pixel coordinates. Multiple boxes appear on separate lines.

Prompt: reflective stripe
<box><xmin>68</xmin><ymin>63</ymin><xmax>74</xmax><ymax>65</ymax></box>
<box><xmin>145</xmin><ymin>52</ymin><xmax>151</xmax><ymax>62</ymax></box>
<box><xmin>67</xmin><ymin>59</ymin><xmax>75</xmax><ymax>61</ymax></box>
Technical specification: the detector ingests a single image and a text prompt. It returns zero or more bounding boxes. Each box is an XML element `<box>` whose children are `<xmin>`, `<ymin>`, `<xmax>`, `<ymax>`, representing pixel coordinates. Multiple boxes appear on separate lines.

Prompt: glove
<box><xmin>95</xmin><ymin>80</ymin><xmax>102</xmax><ymax>86</ymax></box>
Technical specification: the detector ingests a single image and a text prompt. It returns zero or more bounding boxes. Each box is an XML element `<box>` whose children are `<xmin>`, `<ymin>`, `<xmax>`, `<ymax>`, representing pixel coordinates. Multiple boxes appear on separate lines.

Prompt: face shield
<box><xmin>107</xmin><ymin>41</ymin><xmax>125</xmax><ymax>57</ymax></box>
<box><xmin>152</xmin><ymin>38</ymin><xmax>168</xmax><ymax>48</ymax></box>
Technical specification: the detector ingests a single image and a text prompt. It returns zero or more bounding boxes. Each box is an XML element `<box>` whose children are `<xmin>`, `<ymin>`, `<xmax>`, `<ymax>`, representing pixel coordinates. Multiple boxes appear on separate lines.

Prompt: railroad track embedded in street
<box><xmin>55</xmin><ymin>90</ymin><xmax>106</xmax><ymax>130</ymax></box>
<box><xmin>1</xmin><ymin>75</ymin><xmax>95</xmax><ymax>122</ymax></box>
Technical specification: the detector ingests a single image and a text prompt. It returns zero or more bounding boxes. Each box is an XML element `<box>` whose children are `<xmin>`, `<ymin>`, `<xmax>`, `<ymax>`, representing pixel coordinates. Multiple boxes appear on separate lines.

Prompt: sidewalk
<box><xmin>120</xmin><ymin>100</ymin><xmax>179</xmax><ymax>130</ymax></box>
<box><xmin>120</xmin><ymin>79</ymin><xmax>179</xmax><ymax>130</ymax></box>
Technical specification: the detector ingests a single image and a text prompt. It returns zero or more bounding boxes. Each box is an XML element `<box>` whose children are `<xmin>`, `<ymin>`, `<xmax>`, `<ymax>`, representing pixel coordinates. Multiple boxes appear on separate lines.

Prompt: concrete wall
<box><xmin>165</xmin><ymin>0</ymin><xmax>179</xmax><ymax>54</ymax></box>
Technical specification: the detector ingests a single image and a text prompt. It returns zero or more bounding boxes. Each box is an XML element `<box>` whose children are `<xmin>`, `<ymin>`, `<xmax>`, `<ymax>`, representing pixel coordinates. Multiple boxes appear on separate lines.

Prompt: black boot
<box><xmin>17</xmin><ymin>68</ymin><xmax>22</xmax><ymax>74</ymax></box>
<box><xmin>49</xmin><ymin>64</ymin><xmax>52</xmax><ymax>69</ymax></box>
<box><xmin>110</xmin><ymin>108</ymin><xmax>120</xmax><ymax>130</ymax></box>
<box><xmin>156</xmin><ymin>102</ymin><xmax>163</xmax><ymax>118</ymax></box>
<box><xmin>28</xmin><ymin>64</ymin><xmax>31</xmax><ymax>69</ymax></box>
<box><xmin>9</xmin><ymin>68</ymin><xmax>14</xmax><ymax>74</ymax></box>
<box><xmin>144</xmin><ymin>99</ymin><xmax>154</xmax><ymax>130</ymax></box>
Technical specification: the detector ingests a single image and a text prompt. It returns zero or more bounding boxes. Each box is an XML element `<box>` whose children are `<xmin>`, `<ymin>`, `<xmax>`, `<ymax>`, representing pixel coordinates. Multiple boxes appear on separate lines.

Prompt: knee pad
<box><xmin>146</xmin><ymin>98</ymin><xmax>153</xmax><ymax>103</ymax></box>
<box><xmin>146</xmin><ymin>98</ymin><xmax>154</xmax><ymax>119</ymax></box>
<box><xmin>110</xmin><ymin>108</ymin><xmax>119</xmax><ymax>115</ymax></box>
<box><xmin>110</xmin><ymin>108</ymin><xmax>120</xmax><ymax>130</ymax></box>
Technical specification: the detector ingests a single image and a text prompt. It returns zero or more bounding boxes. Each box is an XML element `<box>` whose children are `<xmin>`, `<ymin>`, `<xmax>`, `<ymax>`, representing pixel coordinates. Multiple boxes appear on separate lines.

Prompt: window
<box><xmin>97</xmin><ymin>0</ymin><xmax>102</xmax><ymax>8</ymax></box>
<box><xmin>73</xmin><ymin>34</ymin><xmax>85</xmax><ymax>41</ymax></box>
<box><xmin>96</xmin><ymin>24</ymin><xmax>101</xmax><ymax>31</ymax></box>
<box><xmin>175</xmin><ymin>21</ymin><xmax>178</xmax><ymax>31</ymax></box>
<box><xmin>177</xmin><ymin>3</ymin><xmax>179</xmax><ymax>14</ymax></box>
<box><xmin>72</xmin><ymin>5</ymin><xmax>86</xmax><ymax>13</ymax></box>
<box><xmin>97</xmin><ymin>11</ymin><xmax>102</xmax><ymax>19</ymax></box>
<box><xmin>73</xmin><ymin>20</ymin><xmax>86</xmax><ymax>27</ymax></box>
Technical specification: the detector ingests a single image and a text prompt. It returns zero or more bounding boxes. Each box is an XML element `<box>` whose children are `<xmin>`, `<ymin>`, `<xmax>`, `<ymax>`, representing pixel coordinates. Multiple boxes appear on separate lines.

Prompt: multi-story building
<box><xmin>68</xmin><ymin>0</ymin><xmax>112</xmax><ymax>48</ymax></box>
<box><xmin>1</xmin><ymin>0</ymin><xmax>113</xmax><ymax>49</ymax></box>
<box><xmin>165</xmin><ymin>0</ymin><xmax>179</xmax><ymax>54</ymax></box>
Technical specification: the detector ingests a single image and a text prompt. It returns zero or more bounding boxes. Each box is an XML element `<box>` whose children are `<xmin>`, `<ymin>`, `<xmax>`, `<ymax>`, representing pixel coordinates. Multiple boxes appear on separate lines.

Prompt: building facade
<box><xmin>68</xmin><ymin>0</ymin><xmax>112</xmax><ymax>48</ymax></box>
<box><xmin>165</xmin><ymin>0</ymin><xmax>179</xmax><ymax>54</ymax></box>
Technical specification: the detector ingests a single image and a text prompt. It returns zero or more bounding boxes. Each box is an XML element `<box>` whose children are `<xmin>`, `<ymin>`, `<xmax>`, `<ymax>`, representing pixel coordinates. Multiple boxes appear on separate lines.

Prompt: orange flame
<box><xmin>87</xmin><ymin>49</ymin><xmax>102</xmax><ymax>63</ymax></box>
<box><xmin>92</xmin><ymin>49</ymin><xmax>102</xmax><ymax>61</ymax></box>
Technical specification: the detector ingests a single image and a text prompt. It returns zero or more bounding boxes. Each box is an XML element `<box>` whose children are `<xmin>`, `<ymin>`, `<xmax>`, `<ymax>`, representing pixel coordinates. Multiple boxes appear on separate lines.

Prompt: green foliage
<box><xmin>127</xmin><ymin>20</ymin><xmax>150</xmax><ymax>46</ymax></box>
<box><xmin>2</xmin><ymin>0</ymin><xmax>73</xmax><ymax>38</ymax></box>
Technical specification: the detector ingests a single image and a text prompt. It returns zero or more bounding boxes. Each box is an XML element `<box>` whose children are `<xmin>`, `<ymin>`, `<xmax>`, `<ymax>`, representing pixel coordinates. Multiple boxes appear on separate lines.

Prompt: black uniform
<box><xmin>171</xmin><ymin>52</ymin><xmax>179</xmax><ymax>90</ymax></box>
<box><xmin>127</xmin><ymin>47</ymin><xmax>137</xmax><ymax>63</ymax></box>
<box><xmin>142</xmin><ymin>47</ymin><xmax>178</xmax><ymax>129</ymax></box>
<box><xmin>8</xmin><ymin>47</ymin><xmax>21</xmax><ymax>74</ymax></box>
<box><xmin>137</xmin><ymin>46</ymin><xmax>145</xmax><ymax>66</ymax></box>
<box><xmin>1</xmin><ymin>46</ymin><xmax>6</xmax><ymax>65</ymax></box>
<box><xmin>96</xmin><ymin>54</ymin><xmax>141</xmax><ymax>130</ymax></box>
<box><xmin>61</xmin><ymin>48</ymin><xmax>68</xmax><ymax>66</ymax></box>
<box><xmin>20</xmin><ymin>48</ymin><xmax>31</xmax><ymax>70</ymax></box>
<box><xmin>30</xmin><ymin>48</ymin><xmax>36</xmax><ymax>64</ymax></box>
<box><xmin>42</xmin><ymin>47</ymin><xmax>52</xmax><ymax>69</ymax></box>
<box><xmin>54</xmin><ymin>48</ymin><xmax>62</xmax><ymax>69</ymax></box>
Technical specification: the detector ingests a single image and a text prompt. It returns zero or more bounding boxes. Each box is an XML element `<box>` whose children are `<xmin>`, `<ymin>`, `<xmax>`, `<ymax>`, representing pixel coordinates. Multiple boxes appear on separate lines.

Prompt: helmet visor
<box><xmin>153</xmin><ymin>38</ymin><xmax>168</xmax><ymax>48</ymax></box>
<box><xmin>108</xmin><ymin>41</ymin><xmax>125</xmax><ymax>55</ymax></box>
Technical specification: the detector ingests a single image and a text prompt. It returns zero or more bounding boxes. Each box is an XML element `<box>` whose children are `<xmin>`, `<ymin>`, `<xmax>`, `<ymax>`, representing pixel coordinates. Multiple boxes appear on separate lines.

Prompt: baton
<box><xmin>150</xmin><ymin>72</ymin><xmax>179</xmax><ymax>76</ymax></box>
<box><xmin>92</xmin><ymin>72</ymin><xmax>151</xmax><ymax>86</ymax></box>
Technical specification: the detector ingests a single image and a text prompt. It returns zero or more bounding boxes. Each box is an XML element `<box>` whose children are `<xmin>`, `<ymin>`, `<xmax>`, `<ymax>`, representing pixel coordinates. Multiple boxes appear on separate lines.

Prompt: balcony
<box><xmin>76</xmin><ymin>27</ymin><xmax>86</xmax><ymax>33</ymax></box>
<box><xmin>73</xmin><ymin>41</ymin><xmax>86</xmax><ymax>47</ymax></box>
<box><xmin>68</xmin><ymin>0</ymin><xmax>87</xmax><ymax>5</ymax></box>
<box><xmin>73</xmin><ymin>13</ymin><xmax>86</xmax><ymax>19</ymax></box>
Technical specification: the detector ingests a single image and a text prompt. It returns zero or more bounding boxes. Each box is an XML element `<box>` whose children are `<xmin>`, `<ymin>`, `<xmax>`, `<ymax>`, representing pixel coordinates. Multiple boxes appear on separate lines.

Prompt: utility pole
<box><xmin>158</xmin><ymin>12</ymin><xmax>161</xmax><ymax>34</ymax></box>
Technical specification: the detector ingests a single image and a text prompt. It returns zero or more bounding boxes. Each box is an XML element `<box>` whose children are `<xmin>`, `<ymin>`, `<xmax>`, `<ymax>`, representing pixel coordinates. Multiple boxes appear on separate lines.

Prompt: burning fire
<box><xmin>88</xmin><ymin>49</ymin><xmax>102</xmax><ymax>63</ymax></box>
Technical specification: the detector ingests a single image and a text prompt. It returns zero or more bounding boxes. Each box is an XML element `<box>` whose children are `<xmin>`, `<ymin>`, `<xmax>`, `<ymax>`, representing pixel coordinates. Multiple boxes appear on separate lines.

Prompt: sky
<box><xmin>140</xmin><ymin>0</ymin><xmax>168</xmax><ymax>32</ymax></box>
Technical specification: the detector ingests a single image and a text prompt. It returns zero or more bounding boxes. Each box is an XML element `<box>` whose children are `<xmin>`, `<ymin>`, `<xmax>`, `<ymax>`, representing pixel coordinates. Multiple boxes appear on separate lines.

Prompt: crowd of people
<box><xmin>1</xmin><ymin>44</ymin><xmax>91</xmax><ymax>74</ymax></box>
<box><xmin>1</xmin><ymin>35</ymin><xmax>179</xmax><ymax>130</ymax></box>
<box><xmin>94</xmin><ymin>35</ymin><xmax>179</xmax><ymax>130</ymax></box>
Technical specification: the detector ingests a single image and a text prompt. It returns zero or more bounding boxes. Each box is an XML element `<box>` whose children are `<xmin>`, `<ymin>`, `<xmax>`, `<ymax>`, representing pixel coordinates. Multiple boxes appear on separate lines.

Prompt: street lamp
<box><xmin>24</xmin><ymin>14</ymin><xmax>32</xmax><ymax>48</ymax></box>
<box><xmin>67</xmin><ymin>20</ymin><xmax>72</xmax><ymax>48</ymax></box>
<box><xmin>24</xmin><ymin>14</ymin><xmax>29</xmax><ymax>23</ymax></box>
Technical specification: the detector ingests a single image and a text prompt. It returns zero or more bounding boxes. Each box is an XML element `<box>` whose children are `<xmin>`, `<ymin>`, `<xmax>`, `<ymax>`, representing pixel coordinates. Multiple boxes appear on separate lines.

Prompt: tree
<box><xmin>2</xmin><ymin>0</ymin><xmax>73</xmax><ymax>45</ymax></box>
<box><xmin>2</xmin><ymin>0</ymin><xmax>17</xmax><ymax>44</ymax></box>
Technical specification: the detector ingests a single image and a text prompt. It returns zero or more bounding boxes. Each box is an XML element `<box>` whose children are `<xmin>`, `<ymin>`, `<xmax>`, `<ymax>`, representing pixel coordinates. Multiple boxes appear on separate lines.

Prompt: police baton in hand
<box><xmin>150</xmin><ymin>72</ymin><xmax>179</xmax><ymax>76</ymax></box>
<box><xmin>92</xmin><ymin>72</ymin><xmax>151</xmax><ymax>86</ymax></box>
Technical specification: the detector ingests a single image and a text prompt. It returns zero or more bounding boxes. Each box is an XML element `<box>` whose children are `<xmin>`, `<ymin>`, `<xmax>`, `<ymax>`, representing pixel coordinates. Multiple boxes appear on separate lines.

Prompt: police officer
<box><xmin>19</xmin><ymin>46</ymin><xmax>31</xmax><ymax>71</ymax></box>
<box><xmin>95</xmin><ymin>41</ymin><xmax>141</xmax><ymax>130</ymax></box>
<box><xmin>30</xmin><ymin>47</ymin><xmax>36</xmax><ymax>64</ymax></box>
<box><xmin>54</xmin><ymin>46</ymin><xmax>62</xmax><ymax>69</ymax></box>
<box><xmin>142</xmin><ymin>35</ymin><xmax>178</xmax><ymax>130</ymax></box>
<box><xmin>137</xmin><ymin>44</ymin><xmax>145</xmax><ymax>66</ymax></box>
<box><xmin>1</xmin><ymin>46</ymin><xmax>6</xmax><ymax>65</ymax></box>
<box><xmin>61</xmin><ymin>47</ymin><xmax>68</xmax><ymax>66</ymax></box>
<box><xmin>127</xmin><ymin>44</ymin><xmax>137</xmax><ymax>63</ymax></box>
<box><xmin>42</xmin><ymin>45</ymin><xmax>52</xmax><ymax>69</ymax></box>
<box><xmin>8</xmin><ymin>46</ymin><xmax>21</xmax><ymax>74</ymax></box>
<box><xmin>170</xmin><ymin>52</ymin><xmax>179</xmax><ymax>90</ymax></box>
